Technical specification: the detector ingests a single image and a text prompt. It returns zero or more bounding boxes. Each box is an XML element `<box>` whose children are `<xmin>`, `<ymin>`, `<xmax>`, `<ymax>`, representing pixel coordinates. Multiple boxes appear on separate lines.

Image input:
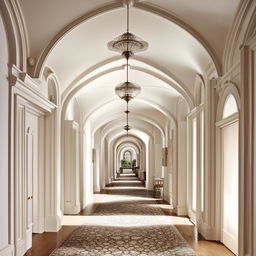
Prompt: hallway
<box><xmin>27</xmin><ymin>173</ymin><xmax>234</xmax><ymax>256</ymax></box>
<box><xmin>1</xmin><ymin>1</ymin><xmax>256</xmax><ymax>255</ymax></box>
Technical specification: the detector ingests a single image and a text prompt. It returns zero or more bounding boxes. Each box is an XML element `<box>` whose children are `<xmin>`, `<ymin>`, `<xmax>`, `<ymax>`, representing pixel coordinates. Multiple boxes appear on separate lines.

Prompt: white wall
<box><xmin>63</xmin><ymin>121</ymin><xmax>80</xmax><ymax>214</ymax></box>
<box><xmin>93</xmin><ymin>129</ymin><xmax>101</xmax><ymax>192</ymax></box>
<box><xmin>154</xmin><ymin>130</ymin><xmax>162</xmax><ymax>178</ymax></box>
<box><xmin>83</xmin><ymin>121</ymin><xmax>93</xmax><ymax>206</ymax></box>
<box><xmin>65</xmin><ymin>97</ymin><xmax>81</xmax><ymax>122</ymax></box>
<box><xmin>176</xmin><ymin>98</ymin><xmax>188</xmax><ymax>216</ymax></box>
<box><xmin>0</xmin><ymin>13</ymin><xmax>10</xmax><ymax>252</ymax></box>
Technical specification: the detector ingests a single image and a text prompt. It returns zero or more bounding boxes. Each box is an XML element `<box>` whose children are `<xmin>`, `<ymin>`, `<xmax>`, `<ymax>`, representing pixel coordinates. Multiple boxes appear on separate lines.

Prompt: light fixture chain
<box><xmin>126</xmin><ymin>57</ymin><xmax>128</xmax><ymax>82</ymax></box>
<box><xmin>127</xmin><ymin>3</ymin><xmax>129</xmax><ymax>33</ymax></box>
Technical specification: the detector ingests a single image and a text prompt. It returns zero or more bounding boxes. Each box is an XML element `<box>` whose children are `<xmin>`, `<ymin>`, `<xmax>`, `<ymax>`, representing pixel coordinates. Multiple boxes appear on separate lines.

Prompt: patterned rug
<box><xmin>52</xmin><ymin>174</ymin><xmax>196</xmax><ymax>256</ymax></box>
<box><xmin>51</xmin><ymin>225</ymin><xmax>196</xmax><ymax>256</ymax></box>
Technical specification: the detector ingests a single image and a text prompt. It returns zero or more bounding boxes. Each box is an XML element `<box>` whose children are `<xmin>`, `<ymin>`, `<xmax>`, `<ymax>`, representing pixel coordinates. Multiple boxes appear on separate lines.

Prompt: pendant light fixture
<box><xmin>124</xmin><ymin>102</ymin><xmax>131</xmax><ymax>136</ymax></box>
<box><xmin>107</xmin><ymin>0</ymin><xmax>148</xmax><ymax>60</ymax></box>
<box><xmin>107</xmin><ymin>0</ymin><xmax>149</xmax><ymax>135</ymax></box>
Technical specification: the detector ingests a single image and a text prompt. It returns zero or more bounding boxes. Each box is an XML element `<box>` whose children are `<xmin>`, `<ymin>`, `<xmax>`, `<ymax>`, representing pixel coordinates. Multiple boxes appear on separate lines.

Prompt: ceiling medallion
<box><xmin>107</xmin><ymin>0</ymin><xmax>149</xmax><ymax>135</ymax></box>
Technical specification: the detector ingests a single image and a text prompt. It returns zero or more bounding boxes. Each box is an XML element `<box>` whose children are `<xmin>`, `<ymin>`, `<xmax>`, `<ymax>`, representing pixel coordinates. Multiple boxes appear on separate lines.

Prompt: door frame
<box><xmin>216</xmin><ymin>113</ymin><xmax>239</xmax><ymax>254</ymax></box>
<box><xmin>11</xmin><ymin>80</ymin><xmax>57</xmax><ymax>256</ymax></box>
<box><xmin>14</xmin><ymin>95</ymin><xmax>46</xmax><ymax>254</ymax></box>
<box><xmin>215</xmin><ymin>84</ymin><xmax>240</xmax><ymax>254</ymax></box>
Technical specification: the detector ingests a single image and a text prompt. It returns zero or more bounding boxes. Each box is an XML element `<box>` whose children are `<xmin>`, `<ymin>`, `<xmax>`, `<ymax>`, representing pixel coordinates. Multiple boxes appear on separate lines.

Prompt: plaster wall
<box><xmin>154</xmin><ymin>144</ymin><xmax>162</xmax><ymax>178</ymax></box>
<box><xmin>65</xmin><ymin>97</ymin><xmax>80</xmax><ymax>122</ymax></box>
<box><xmin>93</xmin><ymin>129</ymin><xmax>101</xmax><ymax>192</ymax></box>
<box><xmin>83</xmin><ymin>122</ymin><xmax>93</xmax><ymax>206</ymax></box>
<box><xmin>0</xmin><ymin>13</ymin><xmax>10</xmax><ymax>253</ymax></box>
<box><xmin>64</xmin><ymin>121</ymin><xmax>80</xmax><ymax>214</ymax></box>
<box><xmin>176</xmin><ymin>98</ymin><xmax>188</xmax><ymax>216</ymax></box>
<box><xmin>177</xmin><ymin>121</ymin><xmax>187</xmax><ymax>215</ymax></box>
<box><xmin>154</xmin><ymin>130</ymin><xmax>162</xmax><ymax>178</ymax></box>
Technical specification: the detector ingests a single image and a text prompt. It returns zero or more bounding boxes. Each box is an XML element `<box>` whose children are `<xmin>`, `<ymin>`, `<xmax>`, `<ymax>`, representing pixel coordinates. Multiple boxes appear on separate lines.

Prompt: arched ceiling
<box><xmin>139</xmin><ymin>0</ymin><xmax>240</xmax><ymax>62</ymax></box>
<box><xmin>118</xmin><ymin>144</ymin><xmax>140</xmax><ymax>154</ymax></box>
<box><xmin>44</xmin><ymin>7</ymin><xmax>214</xmax><ymax>91</ymax></box>
<box><xmin>19</xmin><ymin>0</ymin><xmax>240</xmax><ymax>72</ymax></box>
<box><xmin>114</xmin><ymin>136</ymin><xmax>144</xmax><ymax>152</ymax></box>
<box><xmin>18</xmin><ymin>0</ymin><xmax>241</xmax><ymax>143</ymax></box>
<box><xmin>100</xmin><ymin>117</ymin><xmax>158</xmax><ymax>143</ymax></box>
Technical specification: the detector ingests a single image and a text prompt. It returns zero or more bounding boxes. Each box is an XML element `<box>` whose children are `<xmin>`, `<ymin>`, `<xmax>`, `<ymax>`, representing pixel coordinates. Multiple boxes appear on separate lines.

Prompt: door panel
<box><xmin>25</xmin><ymin>111</ymin><xmax>39</xmax><ymax>250</ymax></box>
<box><xmin>26</xmin><ymin>129</ymin><xmax>33</xmax><ymax>250</ymax></box>
<box><xmin>222</xmin><ymin>121</ymin><xmax>238</xmax><ymax>255</ymax></box>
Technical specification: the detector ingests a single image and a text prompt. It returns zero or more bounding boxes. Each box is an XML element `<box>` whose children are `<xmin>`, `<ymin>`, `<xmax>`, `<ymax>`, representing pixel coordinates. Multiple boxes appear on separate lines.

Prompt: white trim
<box><xmin>176</xmin><ymin>206</ymin><xmax>188</xmax><ymax>216</ymax></box>
<box><xmin>216</xmin><ymin>84</ymin><xmax>240</xmax><ymax>252</ymax></box>
<box><xmin>0</xmin><ymin>245</ymin><xmax>14</xmax><ymax>256</ymax></box>
<box><xmin>44</xmin><ymin>216</ymin><xmax>61</xmax><ymax>232</ymax></box>
<box><xmin>215</xmin><ymin>113</ymin><xmax>239</xmax><ymax>127</ymax></box>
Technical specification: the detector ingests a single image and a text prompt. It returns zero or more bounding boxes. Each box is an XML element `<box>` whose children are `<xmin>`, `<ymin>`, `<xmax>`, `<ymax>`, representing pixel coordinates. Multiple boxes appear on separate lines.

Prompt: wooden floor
<box><xmin>26</xmin><ymin>176</ymin><xmax>235</xmax><ymax>256</ymax></box>
<box><xmin>25</xmin><ymin>226</ymin><xmax>78</xmax><ymax>256</ymax></box>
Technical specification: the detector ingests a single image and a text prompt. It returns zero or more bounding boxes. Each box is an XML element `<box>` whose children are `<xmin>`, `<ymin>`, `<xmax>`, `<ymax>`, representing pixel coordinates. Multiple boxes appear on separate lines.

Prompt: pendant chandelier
<box><xmin>123</xmin><ymin>103</ymin><xmax>131</xmax><ymax>136</ymax></box>
<box><xmin>107</xmin><ymin>1</ymin><xmax>148</xmax><ymax>60</ymax></box>
<box><xmin>107</xmin><ymin>0</ymin><xmax>148</xmax><ymax>134</ymax></box>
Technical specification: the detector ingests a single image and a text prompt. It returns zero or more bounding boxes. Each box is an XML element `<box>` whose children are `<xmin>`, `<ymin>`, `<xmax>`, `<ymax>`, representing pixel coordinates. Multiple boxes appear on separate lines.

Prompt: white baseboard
<box><xmin>83</xmin><ymin>195</ymin><xmax>93</xmax><ymax>208</ymax></box>
<box><xmin>93</xmin><ymin>184</ymin><xmax>100</xmax><ymax>192</ymax></box>
<box><xmin>176</xmin><ymin>206</ymin><xmax>188</xmax><ymax>216</ymax></box>
<box><xmin>44</xmin><ymin>215</ymin><xmax>62</xmax><ymax>232</ymax></box>
<box><xmin>26</xmin><ymin>224</ymin><xmax>32</xmax><ymax>250</ymax></box>
<box><xmin>64</xmin><ymin>202</ymin><xmax>81</xmax><ymax>215</ymax></box>
<box><xmin>0</xmin><ymin>244</ymin><xmax>14</xmax><ymax>256</ymax></box>
<box><xmin>33</xmin><ymin>217</ymin><xmax>45</xmax><ymax>234</ymax></box>
<box><xmin>198</xmin><ymin>222</ymin><xmax>219</xmax><ymax>240</ymax></box>
<box><xmin>16</xmin><ymin>239</ymin><xmax>26</xmax><ymax>256</ymax></box>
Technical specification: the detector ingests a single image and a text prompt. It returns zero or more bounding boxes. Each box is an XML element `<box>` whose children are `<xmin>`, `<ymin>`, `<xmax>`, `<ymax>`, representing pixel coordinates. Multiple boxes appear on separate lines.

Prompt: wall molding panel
<box><xmin>64</xmin><ymin>120</ymin><xmax>81</xmax><ymax>214</ymax></box>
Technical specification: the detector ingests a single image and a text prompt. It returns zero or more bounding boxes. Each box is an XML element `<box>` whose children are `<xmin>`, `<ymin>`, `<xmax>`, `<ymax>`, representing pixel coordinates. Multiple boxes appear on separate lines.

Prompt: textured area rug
<box><xmin>52</xmin><ymin>173</ymin><xmax>196</xmax><ymax>255</ymax></box>
<box><xmin>91</xmin><ymin>200</ymin><xmax>166</xmax><ymax>216</ymax></box>
<box><xmin>51</xmin><ymin>225</ymin><xmax>196</xmax><ymax>256</ymax></box>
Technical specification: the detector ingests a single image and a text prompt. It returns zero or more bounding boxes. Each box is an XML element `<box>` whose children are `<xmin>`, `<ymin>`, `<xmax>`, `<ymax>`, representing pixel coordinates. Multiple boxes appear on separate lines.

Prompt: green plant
<box><xmin>132</xmin><ymin>159</ymin><xmax>136</xmax><ymax>167</ymax></box>
<box><xmin>121</xmin><ymin>159</ymin><xmax>131</xmax><ymax>168</ymax></box>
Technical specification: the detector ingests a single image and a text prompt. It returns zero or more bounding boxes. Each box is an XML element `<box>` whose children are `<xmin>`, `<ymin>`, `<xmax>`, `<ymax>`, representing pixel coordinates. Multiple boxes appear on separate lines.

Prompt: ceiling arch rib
<box><xmin>83</xmin><ymin>97</ymin><xmax>176</xmax><ymax>128</ymax></box>
<box><xmin>61</xmin><ymin>64</ymin><xmax>191</xmax><ymax>133</ymax></box>
<box><xmin>119</xmin><ymin>146</ymin><xmax>138</xmax><ymax>160</ymax></box>
<box><xmin>114</xmin><ymin>137</ymin><xmax>144</xmax><ymax>152</ymax></box>
<box><xmin>113</xmin><ymin>136</ymin><xmax>146</xmax><ymax>156</ymax></box>
<box><xmin>93</xmin><ymin>114</ymin><xmax>165</xmax><ymax>142</ymax></box>
<box><xmin>102</xmin><ymin>121</ymin><xmax>153</xmax><ymax>144</ymax></box>
<box><xmin>61</xmin><ymin>56</ymin><xmax>193</xmax><ymax>106</ymax></box>
<box><xmin>62</xmin><ymin>62</ymin><xmax>194</xmax><ymax>116</ymax></box>
<box><xmin>110</xmin><ymin>129</ymin><xmax>150</xmax><ymax>147</ymax></box>
<box><xmin>33</xmin><ymin>2</ymin><xmax>220</xmax><ymax>79</ymax></box>
<box><xmin>117</xmin><ymin>143</ymin><xmax>140</xmax><ymax>155</ymax></box>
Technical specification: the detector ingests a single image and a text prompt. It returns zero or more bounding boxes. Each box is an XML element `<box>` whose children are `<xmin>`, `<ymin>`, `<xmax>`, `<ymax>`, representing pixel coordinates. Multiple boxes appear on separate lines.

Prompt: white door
<box><xmin>26</xmin><ymin>128</ymin><xmax>33</xmax><ymax>250</ymax></box>
<box><xmin>25</xmin><ymin>111</ymin><xmax>39</xmax><ymax>250</ymax></box>
<box><xmin>222</xmin><ymin>121</ymin><xmax>238</xmax><ymax>255</ymax></box>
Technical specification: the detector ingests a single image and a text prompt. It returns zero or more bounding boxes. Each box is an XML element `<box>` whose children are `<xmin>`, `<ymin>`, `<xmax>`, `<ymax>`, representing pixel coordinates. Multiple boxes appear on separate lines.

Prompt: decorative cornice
<box><xmin>9</xmin><ymin>65</ymin><xmax>56</xmax><ymax>112</ymax></box>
